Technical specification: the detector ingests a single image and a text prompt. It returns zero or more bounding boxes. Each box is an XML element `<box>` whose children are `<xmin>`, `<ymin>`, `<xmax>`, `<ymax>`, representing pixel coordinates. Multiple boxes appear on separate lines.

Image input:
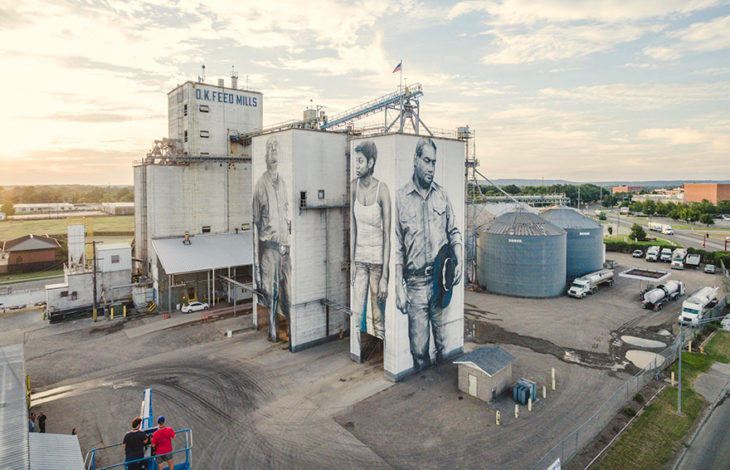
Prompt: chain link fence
<box><xmin>531</xmin><ymin>292</ymin><xmax>730</xmax><ymax>470</ymax></box>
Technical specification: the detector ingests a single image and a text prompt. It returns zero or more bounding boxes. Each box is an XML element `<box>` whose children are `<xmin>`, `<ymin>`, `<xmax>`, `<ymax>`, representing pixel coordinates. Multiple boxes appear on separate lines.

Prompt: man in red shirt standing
<box><xmin>151</xmin><ymin>416</ymin><xmax>176</xmax><ymax>470</ymax></box>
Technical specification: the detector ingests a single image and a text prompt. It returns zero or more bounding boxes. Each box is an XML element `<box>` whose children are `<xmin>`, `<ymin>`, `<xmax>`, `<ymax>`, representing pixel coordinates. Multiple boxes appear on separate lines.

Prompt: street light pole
<box><xmin>677</xmin><ymin>316</ymin><xmax>719</xmax><ymax>415</ymax></box>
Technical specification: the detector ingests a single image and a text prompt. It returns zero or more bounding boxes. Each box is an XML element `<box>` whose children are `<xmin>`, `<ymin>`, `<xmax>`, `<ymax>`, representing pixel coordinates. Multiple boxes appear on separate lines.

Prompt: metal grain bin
<box><xmin>541</xmin><ymin>206</ymin><xmax>603</xmax><ymax>281</ymax></box>
<box><xmin>477</xmin><ymin>211</ymin><xmax>567</xmax><ymax>298</ymax></box>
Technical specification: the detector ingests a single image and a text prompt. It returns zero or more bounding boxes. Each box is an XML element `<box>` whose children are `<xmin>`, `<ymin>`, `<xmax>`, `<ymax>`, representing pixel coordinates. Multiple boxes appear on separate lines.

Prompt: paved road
<box><xmin>678</xmin><ymin>394</ymin><xmax>730</xmax><ymax>470</ymax></box>
<box><xmin>0</xmin><ymin>276</ymin><xmax>64</xmax><ymax>291</ymax></box>
<box><xmin>604</xmin><ymin>213</ymin><xmax>727</xmax><ymax>252</ymax></box>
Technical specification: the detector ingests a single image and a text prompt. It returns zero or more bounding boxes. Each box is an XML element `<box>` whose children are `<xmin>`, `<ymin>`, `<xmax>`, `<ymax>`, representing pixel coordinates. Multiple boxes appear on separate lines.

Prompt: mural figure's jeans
<box><xmin>259</xmin><ymin>242</ymin><xmax>291</xmax><ymax>342</ymax></box>
<box><xmin>405</xmin><ymin>276</ymin><xmax>445</xmax><ymax>370</ymax></box>
<box><xmin>352</xmin><ymin>262</ymin><xmax>385</xmax><ymax>339</ymax></box>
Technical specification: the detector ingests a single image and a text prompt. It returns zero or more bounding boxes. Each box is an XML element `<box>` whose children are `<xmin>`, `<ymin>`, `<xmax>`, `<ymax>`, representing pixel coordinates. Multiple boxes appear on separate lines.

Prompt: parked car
<box><xmin>721</xmin><ymin>214</ymin><xmax>730</xmax><ymax>221</ymax></box>
<box><xmin>721</xmin><ymin>315</ymin><xmax>730</xmax><ymax>332</ymax></box>
<box><xmin>704</xmin><ymin>264</ymin><xmax>716</xmax><ymax>274</ymax></box>
<box><xmin>632</xmin><ymin>249</ymin><xmax>644</xmax><ymax>258</ymax></box>
<box><xmin>181</xmin><ymin>301</ymin><xmax>209</xmax><ymax>313</ymax></box>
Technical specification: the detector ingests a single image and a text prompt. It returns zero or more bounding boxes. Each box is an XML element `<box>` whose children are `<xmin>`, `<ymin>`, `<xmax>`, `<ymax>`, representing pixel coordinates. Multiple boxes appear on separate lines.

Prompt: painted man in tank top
<box><xmin>395</xmin><ymin>137</ymin><xmax>462</xmax><ymax>371</ymax></box>
<box><xmin>351</xmin><ymin>141</ymin><xmax>391</xmax><ymax>345</ymax></box>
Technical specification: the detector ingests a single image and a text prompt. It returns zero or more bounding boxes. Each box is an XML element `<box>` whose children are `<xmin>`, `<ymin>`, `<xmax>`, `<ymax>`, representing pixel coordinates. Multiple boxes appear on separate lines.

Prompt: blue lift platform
<box><xmin>84</xmin><ymin>389</ymin><xmax>193</xmax><ymax>470</ymax></box>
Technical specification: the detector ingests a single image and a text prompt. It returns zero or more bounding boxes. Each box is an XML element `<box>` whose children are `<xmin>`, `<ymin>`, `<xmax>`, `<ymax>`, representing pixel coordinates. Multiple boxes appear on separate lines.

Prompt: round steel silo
<box><xmin>541</xmin><ymin>206</ymin><xmax>603</xmax><ymax>281</ymax></box>
<box><xmin>477</xmin><ymin>211</ymin><xmax>567</xmax><ymax>298</ymax></box>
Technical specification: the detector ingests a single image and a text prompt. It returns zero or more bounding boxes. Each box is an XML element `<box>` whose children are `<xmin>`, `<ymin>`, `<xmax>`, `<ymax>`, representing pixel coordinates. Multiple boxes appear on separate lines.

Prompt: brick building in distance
<box><xmin>1</xmin><ymin>234</ymin><xmax>61</xmax><ymax>274</ymax></box>
<box><xmin>612</xmin><ymin>185</ymin><xmax>645</xmax><ymax>194</ymax></box>
<box><xmin>683</xmin><ymin>183</ymin><xmax>730</xmax><ymax>204</ymax></box>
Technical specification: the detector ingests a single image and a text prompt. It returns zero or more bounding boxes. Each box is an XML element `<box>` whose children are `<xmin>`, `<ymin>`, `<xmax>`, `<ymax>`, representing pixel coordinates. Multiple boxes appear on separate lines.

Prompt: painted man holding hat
<box><xmin>395</xmin><ymin>137</ymin><xmax>462</xmax><ymax>371</ymax></box>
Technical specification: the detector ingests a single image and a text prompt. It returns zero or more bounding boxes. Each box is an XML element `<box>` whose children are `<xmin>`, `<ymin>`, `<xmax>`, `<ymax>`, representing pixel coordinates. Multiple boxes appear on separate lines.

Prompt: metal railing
<box><xmin>531</xmin><ymin>294</ymin><xmax>730</xmax><ymax>469</ymax></box>
<box><xmin>84</xmin><ymin>428</ymin><xmax>192</xmax><ymax>470</ymax></box>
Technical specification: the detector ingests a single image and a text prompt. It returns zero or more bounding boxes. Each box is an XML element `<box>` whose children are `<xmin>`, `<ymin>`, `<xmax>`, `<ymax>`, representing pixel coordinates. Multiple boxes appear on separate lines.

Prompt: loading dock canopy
<box><xmin>618</xmin><ymin>268</ymin><xmax>671</xmax><ymax>283</ymax></box>
<box><xmin>152</xmin><ymin>232</ymin><xmax>252</xmax><ymax>275</ymax></box>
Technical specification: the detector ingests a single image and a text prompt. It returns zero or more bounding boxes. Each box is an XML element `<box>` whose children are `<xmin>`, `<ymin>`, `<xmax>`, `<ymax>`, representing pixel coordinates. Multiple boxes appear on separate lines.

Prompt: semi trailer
<box><xmin>567</xmin><ymin>269</ymin><xmax>614</xmax><ymax>298</ymax></box>
<box><xmin>641</xmin><ymin>280</ymin><xmax>685</xmax><ymax>311</ymax></box>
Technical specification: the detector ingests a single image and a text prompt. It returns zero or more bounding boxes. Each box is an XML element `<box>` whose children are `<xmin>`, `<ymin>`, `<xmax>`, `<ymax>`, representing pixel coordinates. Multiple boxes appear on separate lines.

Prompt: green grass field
<box><xmin>0</xmin><ymin>216</ymin><xmax>134</xmax><ymax>240</ymax></box>
<box><xmin>0</xmin><ymin>269</ymin><xmax>64</xmax><ymax>284</ymax></box>
<box><xmin>594</xmin><ymin>331</ymin><xmax>730</xmax><ymax>469</ymax></box>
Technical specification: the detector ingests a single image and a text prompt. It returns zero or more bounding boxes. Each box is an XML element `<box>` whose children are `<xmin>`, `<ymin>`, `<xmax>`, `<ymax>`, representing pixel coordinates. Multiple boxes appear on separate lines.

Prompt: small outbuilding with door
<box><xmin>454</xmin><ymin>346</ymin><xmax>516</xmax><ymax>403</ymax></box>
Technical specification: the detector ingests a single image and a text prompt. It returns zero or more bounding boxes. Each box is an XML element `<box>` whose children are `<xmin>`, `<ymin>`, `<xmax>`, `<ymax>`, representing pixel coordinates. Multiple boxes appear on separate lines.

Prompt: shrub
<box><xmin>634</xmin><ymin>393</ymin><xmax>645</xmax><ymax>403</ymax></box>
<box><xmin>623</xmin><ymin>407</ymin><xmax>637</xmax><ymax>417</ymax></box>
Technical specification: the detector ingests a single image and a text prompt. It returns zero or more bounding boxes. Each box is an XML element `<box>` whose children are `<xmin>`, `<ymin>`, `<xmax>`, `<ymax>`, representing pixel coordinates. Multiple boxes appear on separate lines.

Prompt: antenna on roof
<box><xmin>231</xmin><ymin>66</ymin><xmax>238</xmax><ymax>90</ymax></box>
<box><xmin>198</xmin><ymin>64</ymin><xmax>206</xmax><ymax>83</ymax></box>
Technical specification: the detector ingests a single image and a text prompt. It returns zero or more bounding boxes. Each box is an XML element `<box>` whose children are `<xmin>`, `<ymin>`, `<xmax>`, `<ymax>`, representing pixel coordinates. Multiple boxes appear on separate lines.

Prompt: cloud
<box><xmin>449</xmin><ymin>0</ymin><xmax>720</xmax><ymax>23</ymax></box>
<box><xmin>637</xmin><ymin>127</ymin><xmax>709</xmax><ymax>145</ymax></box>
<box><xmin>642</xmin><ymin>46</ymin><xmax>682</xmax><ymax>61</ymax></box>
<box><xmin>539</xmin><ymin>82</ymin><xmax>730</xmax><ymax>109</ymax></box>
<box><xmin>482</xmin><ymin>23</ymin><xmax>649</xmax><ymax>64</ymax></box>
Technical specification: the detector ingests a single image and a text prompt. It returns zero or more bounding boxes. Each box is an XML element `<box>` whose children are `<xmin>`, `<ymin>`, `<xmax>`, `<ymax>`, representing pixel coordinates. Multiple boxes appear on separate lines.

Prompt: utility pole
<box><xmin>578</xmin><ymin>185</ymin><xmax>581</xmax><ymax>210</ymax></box>
<box><xmin>92</xmin><ymin>241</ymin><xmax>98</xmax><ymax>322</ymax></box>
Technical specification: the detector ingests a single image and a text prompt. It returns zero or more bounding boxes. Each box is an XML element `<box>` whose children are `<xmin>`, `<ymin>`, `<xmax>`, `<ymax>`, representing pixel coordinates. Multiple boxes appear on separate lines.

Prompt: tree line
<box><xmin>0</xmin><ymin>185</ymin><xmax>133</xmax><ymax>215</ymax></box>
<box><xmin>622</xmin><ymin>198</ymin><xmax>730</xmax><ymax>226</ymax></box>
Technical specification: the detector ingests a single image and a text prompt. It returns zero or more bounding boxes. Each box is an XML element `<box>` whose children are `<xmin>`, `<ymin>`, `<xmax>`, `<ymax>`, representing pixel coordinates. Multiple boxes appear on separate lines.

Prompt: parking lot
<box><xmin>5</xmin><ymin>252</ymin><xmax>727</xmax><ymax>469</ymax></box>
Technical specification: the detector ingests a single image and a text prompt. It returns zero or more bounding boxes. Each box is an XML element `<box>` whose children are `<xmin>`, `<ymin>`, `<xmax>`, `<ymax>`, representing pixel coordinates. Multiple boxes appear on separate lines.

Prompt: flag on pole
<box><xmin>392</xmin><ymin>61</ymin><xmax>402</xmax><ymax>73</ymax></box>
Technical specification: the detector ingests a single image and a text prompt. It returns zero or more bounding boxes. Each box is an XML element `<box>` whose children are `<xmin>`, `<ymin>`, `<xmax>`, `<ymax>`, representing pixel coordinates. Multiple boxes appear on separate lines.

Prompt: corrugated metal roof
<box><xmin>152</xmin><ymin>232</ymin><xmax>253</xmax><ymax>275</ymax></box>
<box><xmin>454</xmin><ymin>346</ymin><xmax>517</xmax><ymax>376</ymax></box>
<box><xmin>29</xmin><ymin>433</ymin><xmax>83</xmax><ymax>470</ymax></box>
<box><xmin>541</xmin><ymin>206</ymin><xmax>601</xmax><ymax>230</ymax></box>
<box><xmin>484</xmin><ymin>211</ymin><xmax>565</xmax><ymax>236</ymax></box>
<box><xmin>0</xmin><ymin>344</ymin><xmax>29</xmax><ymax>470</ymax></box>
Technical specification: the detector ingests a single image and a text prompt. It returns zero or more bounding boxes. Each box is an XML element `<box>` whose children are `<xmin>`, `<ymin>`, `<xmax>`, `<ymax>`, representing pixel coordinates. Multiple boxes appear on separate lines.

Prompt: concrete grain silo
<box><xmin>541</xmin><ymin>206</ymin><xmax>603</xmax><ymax>281</ymax></box>
<box><xmin>477</xmin><ymin>211</ymin><xmax>567</xmax><ymax>297</ymax></box>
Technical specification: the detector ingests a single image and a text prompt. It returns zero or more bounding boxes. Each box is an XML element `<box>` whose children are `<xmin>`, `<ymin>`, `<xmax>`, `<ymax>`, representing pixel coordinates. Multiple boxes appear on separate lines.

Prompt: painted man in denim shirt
<box><xmin>395</xmin><ymin>137</ymin><xmax>462</xmax><ymax>371</ymax></box>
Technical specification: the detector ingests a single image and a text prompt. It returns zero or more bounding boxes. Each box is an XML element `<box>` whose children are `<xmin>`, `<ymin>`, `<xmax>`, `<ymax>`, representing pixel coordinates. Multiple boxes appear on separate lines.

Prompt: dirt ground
<box><xmin>4</xmin><ymin>253</ymin><xmax>724</xmax><ymax>469</ymax></box>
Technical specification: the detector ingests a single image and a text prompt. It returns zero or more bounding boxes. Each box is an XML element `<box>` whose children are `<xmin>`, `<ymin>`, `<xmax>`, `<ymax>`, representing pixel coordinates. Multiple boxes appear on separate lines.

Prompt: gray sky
<box><xmin>1</xmin><ymin>0</ymin><xmax>729</xmax><ymax>185</ymax></box>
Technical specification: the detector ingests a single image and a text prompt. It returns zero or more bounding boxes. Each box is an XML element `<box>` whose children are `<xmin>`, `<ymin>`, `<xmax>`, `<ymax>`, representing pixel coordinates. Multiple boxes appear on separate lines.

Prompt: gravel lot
<box><xmin>4</xmin><ymin>254</ymin><xmax>725</xmax><ymax>469</ymax></box>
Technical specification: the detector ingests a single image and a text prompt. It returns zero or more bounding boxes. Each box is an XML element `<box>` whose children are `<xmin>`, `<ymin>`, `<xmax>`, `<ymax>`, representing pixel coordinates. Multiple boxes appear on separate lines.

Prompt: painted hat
<box><xmin>431</xmin><ymin>244</ymin><xmax>457</xmax><ymax>309</ymax></box>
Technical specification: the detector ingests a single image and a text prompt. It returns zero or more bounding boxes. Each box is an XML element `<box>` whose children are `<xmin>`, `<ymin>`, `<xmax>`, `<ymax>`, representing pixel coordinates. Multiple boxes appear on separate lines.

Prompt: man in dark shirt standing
<box><xmin>37</xmin><ymin>412</ymin><xmax>46</xmax><ymax>433</ymax></box>
<box><xmin>122</xmin><ymin>417</ymin><xmax>149</xmax><ymax>470</ymax></box>
<box><xmin>395</xmin><ymin>137</ymin><xmax>462</xmax><ymax>371</ymax></box>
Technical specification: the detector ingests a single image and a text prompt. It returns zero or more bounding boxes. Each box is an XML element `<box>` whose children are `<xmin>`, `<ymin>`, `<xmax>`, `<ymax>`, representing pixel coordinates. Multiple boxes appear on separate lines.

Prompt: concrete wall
<box><xmin>350</xmin><ymin>134</ymin><xmax>465</xmax><ymax>380</ymax></box>
<box><xmin>252</xmin><ymin>129</ymin><xmax>349</xmax><ymax>351</ymax></box>
<box><xmin>46</xmin><ymin>269</ymin><xmax>131</xmax><ymax>314</ymax></box>
<box><xmin>0</xmin><ymin>288</ymin><xmax>46</xmax><ymax>308</ymax></box>
<box><xmin>457</xmin><ymin>363</ymin><xmax>512</xmax><ymax>402</ymax></box>
<box><xmin>96</xmin><ymin>245</ymin><xmax>132</xmax><ymax>273</ymax></box>
<box><xmin>168</xmin><ymin>81</ymin><xmax>263</xmax><ymax>157</ymax></box>
<box><xmin>138</xmin><ymin>160</ymin><xmax>252</xmax><ymax>277</ymax></box>
<box><xmin>684</xmin><ymin>183</ymin><xmax>730</xmax><ymax>204</ymax></box>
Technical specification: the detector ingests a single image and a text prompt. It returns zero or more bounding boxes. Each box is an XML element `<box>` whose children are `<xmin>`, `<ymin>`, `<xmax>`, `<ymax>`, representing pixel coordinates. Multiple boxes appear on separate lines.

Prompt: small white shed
<box><xmin>454</xmin><ymin>346</ymin><xmax>516</xmax><ymax>403</ymax></box>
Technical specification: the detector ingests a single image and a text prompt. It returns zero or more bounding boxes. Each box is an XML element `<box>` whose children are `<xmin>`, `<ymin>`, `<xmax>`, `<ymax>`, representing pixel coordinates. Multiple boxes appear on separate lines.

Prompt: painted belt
<box><xmin>405</xmin><ymin>263</ymin><xmax>434</xmax><ymax>279</ymax></box>
<box><xmin>261</xmin><ymin>240</ymin><xmax>290</xmax><ymax>255</ymax></box>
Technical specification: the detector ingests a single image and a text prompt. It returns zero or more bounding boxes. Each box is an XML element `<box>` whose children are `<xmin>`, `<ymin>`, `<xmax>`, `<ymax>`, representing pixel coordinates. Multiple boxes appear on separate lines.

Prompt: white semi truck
<box><xmin>685</xmin><ymin>253</ymin><xmax>701</xmax><ymax>269</ymax></box>
<box><xmin>660</xmin><ymin>248</ymin><xmax>673</xmax><ymax>262</ymax></box>
<box><xmin>641</xmin><ymin>280</ymin><xmax>685</xmax><ymax>311</ymax></box>
<box><xmin>646</xmin><ymin>246</ymin><xmax>661</xmax><ymax>262</ymax></box>
<box><xmin>567</xmin><ymin>269</ymin><xmax>614</xmax><ymax>298</ymax></box>
<box><xmin>648</xmin><ymin>223</ymin><xmax>674</xmax><ymax>235</ymax></box>
<box><xmin>678</xmin><ymin>286</ymin><xmax>719</xmax><ymax>326</ymax></box>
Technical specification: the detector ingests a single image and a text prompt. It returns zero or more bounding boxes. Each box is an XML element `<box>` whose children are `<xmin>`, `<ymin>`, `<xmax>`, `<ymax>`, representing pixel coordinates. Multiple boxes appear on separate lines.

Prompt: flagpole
<box><xmin>399</xmin><ymin>59</ymin><xmax>403</xmax><ymax>92</ymax></box>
